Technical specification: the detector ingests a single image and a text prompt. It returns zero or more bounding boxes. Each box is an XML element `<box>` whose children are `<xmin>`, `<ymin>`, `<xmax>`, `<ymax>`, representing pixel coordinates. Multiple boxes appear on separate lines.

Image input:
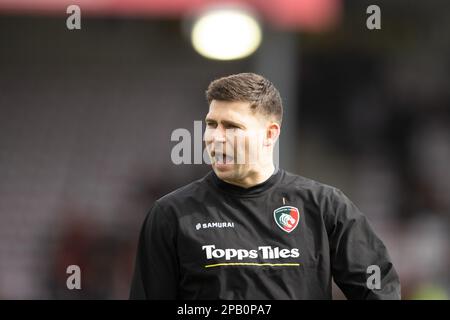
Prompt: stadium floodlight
<box><xmin>190</xmin><ymin>6</ymin><xmax>262</xmax><ymax>61</ymax></box>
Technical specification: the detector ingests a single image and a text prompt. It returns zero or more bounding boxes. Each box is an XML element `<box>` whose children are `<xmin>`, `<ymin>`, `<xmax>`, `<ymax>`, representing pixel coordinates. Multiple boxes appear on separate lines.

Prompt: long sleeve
<box><xmin>129</xmin><ymin>202</ymin><xmax>179</xmax><ymax>299</ymax></box>
<box><xmin>327</xmin><ymin>188</ymin><xmax>401</xmax><ymax>299</ymax></box>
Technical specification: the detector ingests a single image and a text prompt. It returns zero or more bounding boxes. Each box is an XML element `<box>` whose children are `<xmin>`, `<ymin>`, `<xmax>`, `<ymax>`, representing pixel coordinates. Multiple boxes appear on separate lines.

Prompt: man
<box><xmin>130</xmin><ymin>73</ymin><xmax>401</xmax><ymax>299</ymax></box>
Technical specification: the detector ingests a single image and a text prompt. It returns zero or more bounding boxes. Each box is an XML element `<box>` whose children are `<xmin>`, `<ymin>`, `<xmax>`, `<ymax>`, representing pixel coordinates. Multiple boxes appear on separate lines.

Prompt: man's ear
<box><xmin>264</xmin><ymin>122</ymin><xmax>281</xmax><ymax>146</ymax></box>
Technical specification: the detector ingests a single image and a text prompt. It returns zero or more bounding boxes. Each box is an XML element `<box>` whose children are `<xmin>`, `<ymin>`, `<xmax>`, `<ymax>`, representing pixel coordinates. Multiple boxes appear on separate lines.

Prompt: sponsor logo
<box><xmin>274</xmin><ymin>206</ymin><xmax>300</xmax><ymax>233</ymax></box>
<box><xmin>196</xmin><ymin>222</ymin><xmax>235</xmax><ymax>230</ymax></box>
<box><xmin>202</xmin><ymin>244</ymin><xmax>300</xmax><ymax>261</ymax></box>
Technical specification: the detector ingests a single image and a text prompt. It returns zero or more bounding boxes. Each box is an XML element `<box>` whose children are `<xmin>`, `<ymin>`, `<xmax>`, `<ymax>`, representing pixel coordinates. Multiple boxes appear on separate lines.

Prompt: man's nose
<box><xmin>211</xmin><ymin>127</ymin><xmax>226</xmax><ymax>143</ymax></box>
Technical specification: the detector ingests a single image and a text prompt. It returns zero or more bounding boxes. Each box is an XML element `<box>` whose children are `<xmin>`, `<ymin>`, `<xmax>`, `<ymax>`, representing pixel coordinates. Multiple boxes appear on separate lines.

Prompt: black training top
<box><xmin>129</xmin><ymin>169</ymin><xmax>401</xmax><ymax>299</ymax></box>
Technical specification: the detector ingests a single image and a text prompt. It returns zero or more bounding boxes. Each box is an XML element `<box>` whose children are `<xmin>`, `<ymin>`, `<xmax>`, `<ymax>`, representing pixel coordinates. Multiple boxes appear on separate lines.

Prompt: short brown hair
<box><xmin>206</xmin><ymin>73</ymin><xmax>283</xmax><ymax>124</ymax></box>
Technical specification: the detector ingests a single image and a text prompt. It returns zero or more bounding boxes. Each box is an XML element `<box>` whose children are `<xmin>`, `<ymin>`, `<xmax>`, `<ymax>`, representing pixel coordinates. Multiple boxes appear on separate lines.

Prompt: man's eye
<box><xmin>206</xmin><ymin>122</ymin><xmax>216</xmax><ymax>128</ymax></box>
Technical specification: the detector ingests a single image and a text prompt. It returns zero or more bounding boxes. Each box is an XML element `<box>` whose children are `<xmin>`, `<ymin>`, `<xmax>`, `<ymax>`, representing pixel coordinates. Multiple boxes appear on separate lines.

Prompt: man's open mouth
<box><xmin>212</xmin><ymin>152</ymin><xmax>234</xmax><ymax>164</ymax></box>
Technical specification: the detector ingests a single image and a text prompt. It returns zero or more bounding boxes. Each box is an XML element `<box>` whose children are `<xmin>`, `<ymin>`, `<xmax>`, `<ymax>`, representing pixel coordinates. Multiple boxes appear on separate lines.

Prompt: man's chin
<box><xmin>212</xmin><ymin>163</ymin><xmax>236</xmax><ymax>178</ymax></box>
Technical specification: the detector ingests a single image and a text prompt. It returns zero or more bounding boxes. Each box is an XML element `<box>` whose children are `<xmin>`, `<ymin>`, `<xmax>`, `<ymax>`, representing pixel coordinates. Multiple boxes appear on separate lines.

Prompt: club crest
<box><xmin>273</xmin><ymin>206</ymin><xmax>299</xmax><ymax>233</ymax></box>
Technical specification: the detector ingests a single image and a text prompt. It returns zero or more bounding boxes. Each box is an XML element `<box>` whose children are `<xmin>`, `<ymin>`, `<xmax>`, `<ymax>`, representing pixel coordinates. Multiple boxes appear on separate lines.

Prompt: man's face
<box><xmin>204</xmin><ymin>100</ymin><xmax>271</xmax><ymax>182</ymax></box>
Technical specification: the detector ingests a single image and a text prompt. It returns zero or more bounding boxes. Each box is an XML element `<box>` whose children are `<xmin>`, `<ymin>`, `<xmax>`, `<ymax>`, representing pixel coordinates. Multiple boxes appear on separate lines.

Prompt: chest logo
<box><xmin>274</xmin><ymin>206</ymin><xmax>299</xmax><ymax>233</ymax></box>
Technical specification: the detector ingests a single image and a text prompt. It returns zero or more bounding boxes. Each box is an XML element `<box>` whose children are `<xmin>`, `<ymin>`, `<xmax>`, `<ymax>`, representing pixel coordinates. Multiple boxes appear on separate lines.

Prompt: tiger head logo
<box><xmin>273</xmin><ymin>206</ymin><xmax>300</xmax><ymax>233</ymax></box>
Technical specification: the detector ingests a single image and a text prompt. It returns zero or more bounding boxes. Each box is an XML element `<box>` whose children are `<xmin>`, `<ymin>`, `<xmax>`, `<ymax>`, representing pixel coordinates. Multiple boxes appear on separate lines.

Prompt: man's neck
<box><xmin>221</xmin><ymin>164</ymin><xmax>276</xmax><ymax>189</ymax></box>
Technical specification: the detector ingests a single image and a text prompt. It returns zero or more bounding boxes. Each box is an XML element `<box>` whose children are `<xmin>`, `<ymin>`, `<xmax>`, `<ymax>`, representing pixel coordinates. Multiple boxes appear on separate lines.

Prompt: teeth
<box><xmin>214</xmin><ymin>153</ymin><xmax>233</xmax><ymax>164</ymax></box>
<box><xmin>217</xmin><ymin>155</ymin><xmax>225</xmax><ymax>164</ymax></box>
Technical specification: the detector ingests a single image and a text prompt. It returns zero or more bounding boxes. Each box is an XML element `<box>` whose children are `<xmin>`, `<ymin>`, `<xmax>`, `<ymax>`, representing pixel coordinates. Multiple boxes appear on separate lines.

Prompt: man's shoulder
<box><xmin>155</xmin><ymin>171</ymin><xmax>212</xmax><ymax>207</ymax></box>
<box><xmin>281</xmin><ymin>170</ymin><xmax>341</xmax><ymax>196</ymax></box>
<box><xmin>281</xmin><ymin>170</ymin><xmax>356</xmax><ymax>219</ymax></box>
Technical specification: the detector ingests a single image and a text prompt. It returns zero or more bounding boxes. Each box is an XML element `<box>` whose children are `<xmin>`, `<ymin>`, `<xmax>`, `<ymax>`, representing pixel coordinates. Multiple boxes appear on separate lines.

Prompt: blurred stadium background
<box><xmin>0</xmin><ymin>0</ymin><xmax>449</xmax><ymax>299</ymax></box>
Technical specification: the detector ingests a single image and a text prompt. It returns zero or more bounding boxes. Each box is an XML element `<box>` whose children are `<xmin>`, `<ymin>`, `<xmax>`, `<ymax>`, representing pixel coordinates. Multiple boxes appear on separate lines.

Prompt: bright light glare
<box><xmin>191</xmin><ymin>8</ymin><xmax>262</xmax><ymax>61</ymax></box>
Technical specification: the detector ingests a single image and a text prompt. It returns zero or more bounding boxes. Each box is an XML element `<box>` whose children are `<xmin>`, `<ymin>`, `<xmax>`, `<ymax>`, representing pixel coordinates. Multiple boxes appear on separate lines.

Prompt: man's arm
<box><xmin>129</xmin><ymin>202</ymin><xmax>179</xmax><ymax>299</ymax></box>
<box><xmin>327</xmin><ymin>188</ymin><xmax>401</xmax><ymax>300</ymax></box>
